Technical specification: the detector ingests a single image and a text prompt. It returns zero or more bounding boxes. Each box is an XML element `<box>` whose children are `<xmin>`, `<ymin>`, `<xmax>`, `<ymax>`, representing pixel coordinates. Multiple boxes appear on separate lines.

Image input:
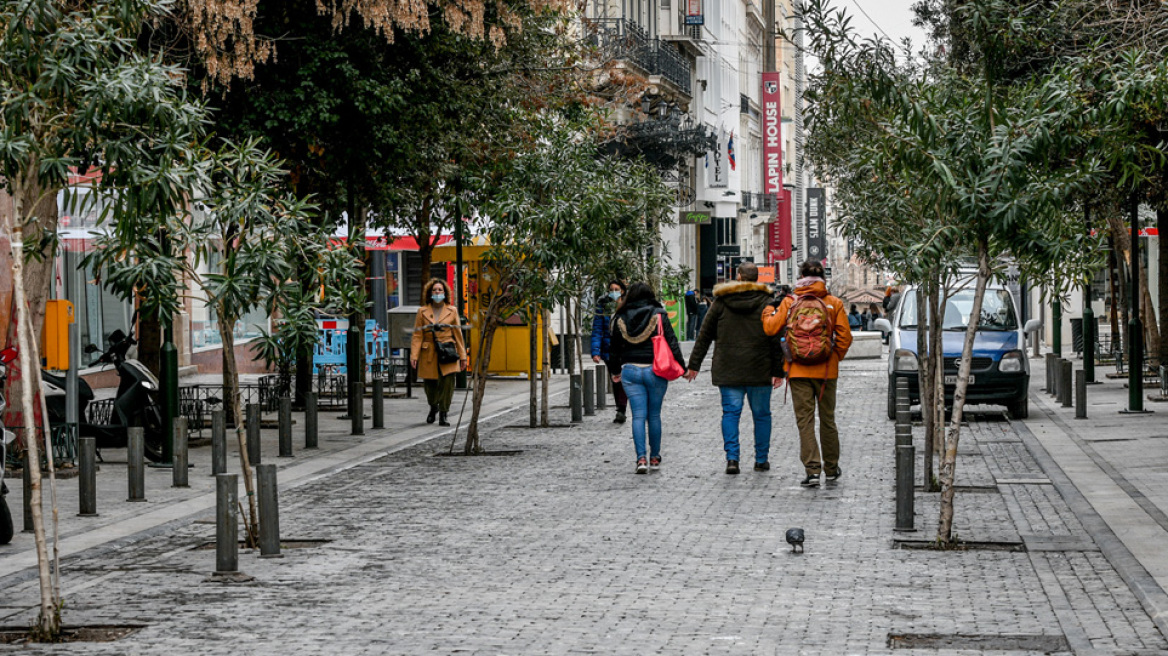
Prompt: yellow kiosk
<box><xmin>431</xmin><ymin>243</ymin><xmax>545</xmax><ymax>377</ymax></box>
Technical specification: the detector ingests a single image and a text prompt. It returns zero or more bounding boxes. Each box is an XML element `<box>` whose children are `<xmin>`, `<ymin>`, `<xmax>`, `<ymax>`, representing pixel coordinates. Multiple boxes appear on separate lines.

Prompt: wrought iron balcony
<box><xmin>583</xmin><ymin>19</ymin><xmax>692</xmax><ymax>96</ymax></box>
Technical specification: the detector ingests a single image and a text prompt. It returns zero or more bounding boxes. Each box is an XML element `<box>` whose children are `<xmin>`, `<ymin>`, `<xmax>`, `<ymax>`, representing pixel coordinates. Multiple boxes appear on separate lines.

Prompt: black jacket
<box><xmin>687</xmin><ymin>281</ymin><xmax>783</xmax><ymax>386</ymax></box>
<box><xmin>608</xmin><ymin>299</ymin><xmax>686</xmax><ymax>374</ymax></box>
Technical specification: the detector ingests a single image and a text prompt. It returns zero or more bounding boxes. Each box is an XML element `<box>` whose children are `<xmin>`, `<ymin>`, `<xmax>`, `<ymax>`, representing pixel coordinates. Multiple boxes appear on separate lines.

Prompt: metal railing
<box><xmin>583</xmin><ymin>19</ymin><xmax>692</xmax><ymax>95</ymax></box>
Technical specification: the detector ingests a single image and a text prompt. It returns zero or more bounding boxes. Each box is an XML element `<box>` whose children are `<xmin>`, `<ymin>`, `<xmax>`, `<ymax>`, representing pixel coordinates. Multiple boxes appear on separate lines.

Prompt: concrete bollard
<box><xmin>257</xmin><ymin>464</ymin><xmax>282</xmax><ymax>558</ymax></box>
<box><xmin>215</xmin><ymin>473</ymin><xmax>239</xmax><ymax>573</ymax></box>
<box><xmin>211</xmin><ymin>408</ymin><xmax>227</xmax><ymax>476</ymax></box>
<box><xmin>372</xmin><ymin>379</ymin><xmax>385</xmax><ymax>429</ymax></box>
<box><xmin>246</xmin><ymin>403</ymin><xmax>261</xmax><ymax>465</ymax></box>
<box><xmin>1075</xmin><ymin>369</ymin><xmax>1087</xmax><ymax>419</ymax></box>
<box><xmin>278</xmin><ymin>396</ymin><xmax>293</xmax><ymax>458</ymax></box>
<box><xmin>78</xmin><ymin>437</ymin><xmax>97</xmax><ymax>516</ymax></box>
<box><xmin>1060</xmin><ymin>360</ymin><xmax>1073</xmax><ymax>408</ymax></box>
<box><xmin>595</xmin><ymin>364</ymin><xmax>607</xmax><ymax>409</ymax></box>
<box><xmin>304</xmin><ymin>392</ymin><xmax>318</xmax><ymax>449</ymax></box>
<box><xmin>570</xmin><ymin>374</ymin><xmax>583</xmax><ymax>423</ymax></box>
<box><xmin>127</xmin><ymin>427</ymin><xmax>146</xmax><ymax>502</ymax></box>
<box><xmin>895</xmin><ymin>444</ymin><xmax>916</xmax><ymax>532</ymax></box>
<box><xmin>1044</xmin><ymin>353</ymin><xmax>1056</xmax><ymax>393</ymax></box>
<box><xmin>583</xmin><ymin>369</ymin><xmax>595</xmax><ymax>417</ymax></box>
<box><xmin>173</xmin><ymin>417</ymin><xmax>189</xmax><ymax>488</ymax></box>
<box><xmin>350</xmin><ymin>382</ymin><xmax>365</xmax><ymax>436</ymax></box>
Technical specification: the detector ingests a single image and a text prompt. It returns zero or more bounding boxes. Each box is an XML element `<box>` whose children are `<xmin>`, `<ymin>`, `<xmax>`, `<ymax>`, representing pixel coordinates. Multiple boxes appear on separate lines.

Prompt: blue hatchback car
<box><xmin>875</xmin><ymin>282</ymin><xmax>1042</xmax><ymax>420</ymax></box>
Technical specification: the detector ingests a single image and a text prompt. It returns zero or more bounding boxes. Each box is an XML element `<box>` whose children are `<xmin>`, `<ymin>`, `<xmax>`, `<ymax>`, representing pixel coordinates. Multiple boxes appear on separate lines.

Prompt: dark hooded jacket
<box><xmin>687</xmin><ymin>280</ymin><xmax>784</xmax><ymax>386</ymax></box>
<box><xmin>608</xmin><ymin>298</ymin><xmax>686</xmax><ymax>374</ymax></box>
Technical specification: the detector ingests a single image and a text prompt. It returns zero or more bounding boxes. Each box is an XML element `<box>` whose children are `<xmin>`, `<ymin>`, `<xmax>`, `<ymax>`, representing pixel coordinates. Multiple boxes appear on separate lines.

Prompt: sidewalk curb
<box><xmin>1012</xmin><ymin>406</ymin><xmax>1168</xmax><ymax>642</ymax></box>
<box><xmin>0</xmin><ymin>385</ymin><xmax>569</xmax><ymax>591</ymax></box>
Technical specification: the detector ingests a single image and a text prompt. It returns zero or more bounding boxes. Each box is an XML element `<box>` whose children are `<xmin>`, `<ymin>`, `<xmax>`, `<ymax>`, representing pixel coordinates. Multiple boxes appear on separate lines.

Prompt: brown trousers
<box><xmin>788</xmin><ymin>378</ymin><xmax>839</xmax><ymax>475</ymax></box>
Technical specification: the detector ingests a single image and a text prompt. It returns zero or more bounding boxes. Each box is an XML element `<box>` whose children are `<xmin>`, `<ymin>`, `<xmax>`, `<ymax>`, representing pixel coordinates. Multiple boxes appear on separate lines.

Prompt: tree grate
<box><xmin>888</xmin><ymin>632</ymin><xmax>1068</xmax><ymax>651</ymax></box>
<box><xmin>0</xmin><ymin>625</ymin><xmax>145</xmax><ymax>644</ymax></box>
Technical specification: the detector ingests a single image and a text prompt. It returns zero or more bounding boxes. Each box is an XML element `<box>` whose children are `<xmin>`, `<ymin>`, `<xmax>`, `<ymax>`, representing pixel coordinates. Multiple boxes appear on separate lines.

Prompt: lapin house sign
<box><xmin>762</xmin><ymin>72</ymin><xmax>791</xmax><ymax>262</ymax></box>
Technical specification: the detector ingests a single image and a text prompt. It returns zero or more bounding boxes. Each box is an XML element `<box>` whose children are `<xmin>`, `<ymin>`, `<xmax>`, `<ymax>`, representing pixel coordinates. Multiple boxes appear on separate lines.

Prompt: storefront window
<box><xmin>189</xmin><ymin>252</ymin><xmax>269</xmax><ymax>350</ymax></box>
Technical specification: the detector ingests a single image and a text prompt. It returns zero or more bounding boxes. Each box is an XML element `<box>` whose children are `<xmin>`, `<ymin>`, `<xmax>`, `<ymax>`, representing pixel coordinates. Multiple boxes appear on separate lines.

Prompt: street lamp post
<box><xmin>1083</xmin><ymin>205</ymin><xmax>1096</xmax><ymax>384</ymax></box>
<box><xmin>1123</xmin><ymin>195</ymin><xmax>1149</xmax><ymax>414</ymax></box>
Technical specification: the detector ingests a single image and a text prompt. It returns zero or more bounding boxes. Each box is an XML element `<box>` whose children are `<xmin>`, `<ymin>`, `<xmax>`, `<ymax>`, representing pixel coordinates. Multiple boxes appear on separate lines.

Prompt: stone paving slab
<box><xmin>0</xmin><ymin>357</ymin><xmax>1164</xmax><ymax>654</ymax></box>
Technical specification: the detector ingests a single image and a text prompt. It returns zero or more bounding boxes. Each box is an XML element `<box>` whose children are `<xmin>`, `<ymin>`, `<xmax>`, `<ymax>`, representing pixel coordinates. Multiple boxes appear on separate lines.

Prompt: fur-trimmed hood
<box><xmin>712</xmin><ymin>281</ymin><xmax>773</xmax><ymax>314</ymax></box>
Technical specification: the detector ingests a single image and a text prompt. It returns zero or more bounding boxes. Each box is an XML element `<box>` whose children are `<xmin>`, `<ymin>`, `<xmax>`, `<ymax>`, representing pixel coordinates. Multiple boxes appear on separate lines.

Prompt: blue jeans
<box><xmin>621</xmin><ymin>365</ymin><xmax>669</xmax><ymax>460</ymax></box>
<box><xmin>720</xmin><ymin>386</ymin><xmax>773</xmax><ymax>463</ymax></box>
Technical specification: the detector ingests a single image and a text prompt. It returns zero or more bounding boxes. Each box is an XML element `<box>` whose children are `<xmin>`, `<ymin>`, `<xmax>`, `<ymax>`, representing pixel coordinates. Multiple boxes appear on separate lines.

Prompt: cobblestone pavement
<box><xmin>1</xmin><ymin>358</ymin><xmax>1166</xmax><ymax>655</ymax></box>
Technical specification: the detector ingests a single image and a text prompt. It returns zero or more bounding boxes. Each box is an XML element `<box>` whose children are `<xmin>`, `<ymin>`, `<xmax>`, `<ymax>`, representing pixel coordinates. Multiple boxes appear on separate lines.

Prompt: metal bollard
<box><xmin>895</xmin><ymin>379</ymin><xmax>912</xmax><ymax>448</ymax></box>
<box><xmin>256</xmin><ymin>464</ymin><xmax>282</xmax><ymax>558</ymax></box>
<box><xmin>1060</xmin><ymin>360</ymin><xmax>1073</xmax><ymax>408</ymax></box>
<box><xmin>246</xmin><ymin>403</ymin><xmax>261</xmax><ymax>465</ymax></box>
<box><xmin>305</xmin><ymin>392</ymin><xmax>318</xmax><ymax>449</ymax></box>
<box><xmin>215</xmin><ymin>473</ymin><xmax>239</xmax><ymax>573</ymax></box>
<box><xmin>372</xmin><ymin>379</ymin><xmax>385</xmax><ymax>429</ymax></box>
<box><xmin>127</xmin><ymin>427</ymin><xmax>146</xmax><ymax>502</ymax></box>
<box><xmin>350</xmin><ymin>382</ymin><xmax>364</xmax><ymax>435</ymax></box>
<box><xmin>278</xmin><ymin>396</ymin><xmax>293</xmax><ymax>458</ymax></box>
<box><xmin>173</xmin><ymin>417</ymin><xmax>189</xmax><ymax>488</ymax></box>
<box><xmin>23</xmin><ymin>450</ymin><xmax>33</xmax><ymax>531</ymax></box>
<box><xmin>583</xmin><ymin>369</ymin><xmax>595</xmax><ymax>417</ymax></box>
<box><xmin>1044</xmin><ymin>353</ymin><xmax>1056</xmax><ymax>393</ymax></box>
<box><xmin>895</xmin><ymin>444</ymin><xmax>916</xmax><ymax>531</ymax></box>
<box><xmin>78</xmin><ymin>437</ymin><xmax>97</xmax><ymax>516</ymax></box>
<box><xmin>570</xmin><ymin>374</ymin><xmax>583</xmax><ymax>423</ymax></box>
<box><xmin>211</xmin><ymin>408</ymin><xmax>227</xmax><ymax>476</ymax></box>
<box><xmin>1075</xmin><ymin>369</ymin><xmax>1087</xmax><ymax>419</ymax></box>
<box><xmin>595</xmin><ymin>364</ymin><xmax>607</xmax><ymax>409</ymax></box>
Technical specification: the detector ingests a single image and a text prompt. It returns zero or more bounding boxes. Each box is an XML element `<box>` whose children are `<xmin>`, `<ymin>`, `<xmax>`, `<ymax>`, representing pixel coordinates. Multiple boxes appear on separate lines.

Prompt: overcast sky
<box><xmin>836</xmin><ymin>0</ymin><xmax>928</xmax><ymax>50</ymax></box>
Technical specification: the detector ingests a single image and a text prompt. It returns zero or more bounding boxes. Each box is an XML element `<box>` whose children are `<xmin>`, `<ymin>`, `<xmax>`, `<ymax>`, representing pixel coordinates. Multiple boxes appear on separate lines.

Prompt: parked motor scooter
<box><xmin>42</xmin><ymin>329</ymin><xmax>165</xmax><ymax>463</ymax></box>
<box><xmin>1</xmin><ymin>346</ymin><xmax>18</xmax><ymax>545</ymax></box>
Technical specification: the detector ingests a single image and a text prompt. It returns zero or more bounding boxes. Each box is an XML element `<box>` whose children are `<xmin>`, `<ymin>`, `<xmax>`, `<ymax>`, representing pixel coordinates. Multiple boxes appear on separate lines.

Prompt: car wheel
<box><xmin>1007</xmin><ymin>394</ymin><xmax>1029</xmax><ymax>420</ymax></box>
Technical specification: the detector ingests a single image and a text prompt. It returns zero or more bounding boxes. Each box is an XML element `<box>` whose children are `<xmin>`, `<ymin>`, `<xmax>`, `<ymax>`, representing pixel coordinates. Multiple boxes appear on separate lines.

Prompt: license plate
<box><xmin>944</xmin><ymin>375</ymin><xmax>974</xmax><ymax>385</ymax></box>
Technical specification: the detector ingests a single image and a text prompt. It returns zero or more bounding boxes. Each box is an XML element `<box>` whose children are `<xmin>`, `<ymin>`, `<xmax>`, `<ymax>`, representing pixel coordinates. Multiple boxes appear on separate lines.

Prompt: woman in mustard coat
<box><xmin>410</xmin><ymin>278</ymin><xmax>468</xmax><ymax>425</ymax></box>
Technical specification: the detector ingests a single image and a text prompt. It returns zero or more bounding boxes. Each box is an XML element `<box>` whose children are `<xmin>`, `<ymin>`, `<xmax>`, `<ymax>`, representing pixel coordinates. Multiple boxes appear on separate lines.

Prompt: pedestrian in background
<box><xmin>410</xmin><ymin>278</ymin><xmax>468</xmax><ymax>426</ymax></box>
<box><xmin>696</xmin><ymin>292</ymin><xmax>711</xmax><ymax>335</ymax></box>
<box><xmin>848</xmin><ymin>305</ymin><xmax>862</xmax><ymax>330</ymax></box>
<box><xmin>860</xmin><ymin>307</ymin><xmax>872</xmax><ymax>331</ymax></box>
<box><xmin>684</xmin><ymin>289</ymin><xmax>700</xmax><ymax>340</ymax></box>
<box><xmin>609</xmin><ymin>282</ymin><xmax>687</xmax><ymax>474</ymax></box>
<box><xmin>684</xmin><ymin>262</ymin><xmax>785</xmax><ymax>475</ymax></box>
<box><xmin>591</xmin><ymin>280</ymin><xmax>628</xmax><ymax>424</ymax></box>
<box><xmin>762</xmin><ymin>259</ymin><xmax>852</xmax><ymax>487</ymax></box>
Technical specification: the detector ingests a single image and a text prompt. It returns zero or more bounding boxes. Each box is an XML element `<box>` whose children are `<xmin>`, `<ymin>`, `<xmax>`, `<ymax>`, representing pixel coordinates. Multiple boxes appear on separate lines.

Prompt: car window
<box><xmin>898</xmin><ymin>288</ymin><xmax>1017</xmax><ymax>331</ymax></box>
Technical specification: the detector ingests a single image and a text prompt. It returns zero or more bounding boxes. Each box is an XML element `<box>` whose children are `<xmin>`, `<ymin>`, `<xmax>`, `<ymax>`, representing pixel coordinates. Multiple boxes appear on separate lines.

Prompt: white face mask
<box><xmin>432</xmin><ymin>293</ymin><xmax>446</xmax><ymax>304</ymax></box>
<box><xmin>609</xmin><ymin>290</ymin><xmax>622</xmax><ymax>301</ymax></box>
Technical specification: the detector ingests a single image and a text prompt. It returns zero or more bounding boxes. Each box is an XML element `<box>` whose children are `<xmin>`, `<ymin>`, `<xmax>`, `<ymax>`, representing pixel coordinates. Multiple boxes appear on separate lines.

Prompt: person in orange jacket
<box><xmin>761</xmin><ymin>259</ymin><xmax>853</xmax><ymax>487</ymax></box>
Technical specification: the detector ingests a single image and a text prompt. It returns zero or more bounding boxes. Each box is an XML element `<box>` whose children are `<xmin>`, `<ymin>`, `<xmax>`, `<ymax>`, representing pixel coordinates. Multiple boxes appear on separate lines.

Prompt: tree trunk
<box><xmin>916</xmin><ymin>276</ymin><xmax>936</xmax><ymax>491</ymax></box>
<box><xmin>1159</xmin><ymin>207</ymin><xmax>1167</xmax><ymax>366</ymax></box>
<box><xmin>1109</xmin><ymin>213</ymin><xmax>1132</xmax><ymax>355</ymax></box>
<box><xmin>4</xmin><ymin>204</ymin><xmax>59</xmax><ymax>639</ymax></box>
<box><xmin>929</xmin><ymin>284</ymin><xmax>945</xmax><ymax>464</ymax></box>
<box><xmin>465</xmin><ymin>313</ymin><xmax>499</xmax><ymax>454</ymax></box>
<box><xmin>529</xmin><ymin>306</ymin><xmax>537</xmax><ymax>428</ymax></box>
<box><xmin>217</xmin><ymin>309</ymin><xmax>258</xmax><ymax>547</ymax></box>
<box><xmin>541</xmin><ymin>309</ymin><xmax>550</xmax><ymax>427</ymax></box>
<box><xmin>937</xmin><ymin>246</ymin><xmax>991</xmax><ymax>543</ymax></box>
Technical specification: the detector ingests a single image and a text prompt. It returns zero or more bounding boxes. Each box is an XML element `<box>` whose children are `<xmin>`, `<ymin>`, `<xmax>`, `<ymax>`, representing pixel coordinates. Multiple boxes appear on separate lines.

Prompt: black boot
<box><xmin>439</xmin><ymin>411</ymin><xmax>450</xmax><ymax>427</ymax></box>
<box><xmin>426</xmin><ymin>405</ymin><xmax>438</xmax><ymax>424</ymax></box>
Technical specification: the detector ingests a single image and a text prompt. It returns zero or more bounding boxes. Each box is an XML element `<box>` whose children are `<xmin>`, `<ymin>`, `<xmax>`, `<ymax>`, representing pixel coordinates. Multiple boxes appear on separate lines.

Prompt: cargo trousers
<box><xmin>788</xmin><ymin>378</ymin><xmax>840</xmax><ymax>476</ymax></box>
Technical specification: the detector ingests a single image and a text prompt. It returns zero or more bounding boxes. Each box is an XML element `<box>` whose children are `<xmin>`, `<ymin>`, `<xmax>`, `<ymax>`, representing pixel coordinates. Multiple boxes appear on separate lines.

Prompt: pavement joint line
<box><xmin>1031</xmin><ymin>392</ymin><xmax>1168</xmax><ymax>537</ymax></box>
<box><xmin>0</xmin><ymin>383</ymin><xmax>569</xmax><ymax>588</ymax></box>
<box><xmin>1013</xmin><ymin>402</ymin><xmax>1168</xmax><ymax>643</ymax></box>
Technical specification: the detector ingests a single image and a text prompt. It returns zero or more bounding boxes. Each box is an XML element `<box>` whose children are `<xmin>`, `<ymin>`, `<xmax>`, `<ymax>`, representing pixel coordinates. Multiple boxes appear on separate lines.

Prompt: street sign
<box><xmin>716</xmin><ymin>244</ymin><xmax>741</xmax><ymax>257</ymax></box>
<box><xmin>679</xmin><ymin>210</ymin><xmax>711</xmax><ymax>225</ymax></box>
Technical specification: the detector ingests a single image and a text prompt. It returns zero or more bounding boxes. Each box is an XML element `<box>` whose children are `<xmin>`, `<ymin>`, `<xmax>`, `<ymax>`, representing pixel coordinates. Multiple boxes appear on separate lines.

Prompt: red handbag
<box><xmin>652</xmin><ymin>314</ymin><xmax>685</xmax><ymax>381</ymax></box>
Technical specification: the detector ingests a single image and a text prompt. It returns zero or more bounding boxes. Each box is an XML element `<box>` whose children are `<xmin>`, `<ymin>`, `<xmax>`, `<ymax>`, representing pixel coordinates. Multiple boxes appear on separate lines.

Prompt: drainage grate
<box><xmin>893</xmin><ymin>539</ymin><xmax>1026</xmax><ymax>552</ymax></box>
<box><xmin>889</xmin><ymin>633</ymin><xmax>1068</xmax><ymax>651</ymax></box>
<box><xmin>434</xmin><ymin>450</ymin><xmax>524</xmax><ymax>457</ymax></box>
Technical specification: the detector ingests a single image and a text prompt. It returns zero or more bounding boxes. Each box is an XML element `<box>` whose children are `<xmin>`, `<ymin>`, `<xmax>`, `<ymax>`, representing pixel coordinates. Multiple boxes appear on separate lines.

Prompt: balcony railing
<box><xmin>583</xmin><ymin>19</ymin><xmax>692</xmax><ymax>96</ymax></box>
<box><xmin>741</xmin><ymin>191</ymin><xmax>777</xmax><ymax>213</ymax></box>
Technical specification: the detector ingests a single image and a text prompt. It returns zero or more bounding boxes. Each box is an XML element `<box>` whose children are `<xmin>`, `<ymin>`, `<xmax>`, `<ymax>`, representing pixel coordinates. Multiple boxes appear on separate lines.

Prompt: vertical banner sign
<box><xmin>769</xmin><ymin>187</ymin><xmax>792</xmax><ymax>261</ymax></box>
<box><xmin>686</xmin><ymin>0</ymin><xmax>704</xmax><ymax>24</ymax></box>
<box><xmin>806</xmin><ymin>187</ymin><xmax>826</xmax><ymax>262</ymax></box>
<box><xmin>707</xmin><ymin>127</ymin><xmax>727</xmax><ymax>188</ymax></box>
<box><xmin>761</xmin><ymin>72</ymin><xmax>783</xmax><ymax>195</ymax></box>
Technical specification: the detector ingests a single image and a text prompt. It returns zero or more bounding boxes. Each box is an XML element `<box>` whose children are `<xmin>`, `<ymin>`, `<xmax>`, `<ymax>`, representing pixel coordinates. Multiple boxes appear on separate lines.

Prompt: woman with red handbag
<box><xmin>608</xmin><ymin>282</ymin><xmax>686</xmax><ymax>474</ymax></box>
